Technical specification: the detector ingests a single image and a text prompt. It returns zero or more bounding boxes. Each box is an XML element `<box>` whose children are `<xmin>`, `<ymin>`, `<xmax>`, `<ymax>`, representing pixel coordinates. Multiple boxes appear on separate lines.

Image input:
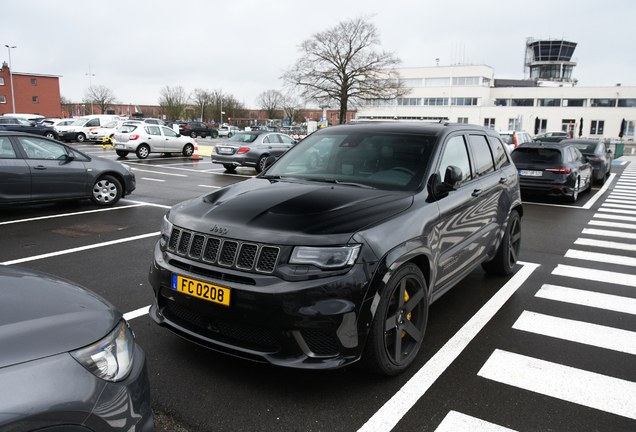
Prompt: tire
<box><xmin>183</xmin><ymin>143</ymin><xmax>194</xmax><ymax>157</ymax></box>
<box><xmin>201</xmin><ymin>134</ymin><xmax>207</xmax><ymax>139</ymax></box>
<box><xmin>223</xmin><ymin>164</ymin><xmax>236</xmax><ymax>172</ymax></box>
<box><xmin>136</xmin><ymin>144</ymin><xmax>150</xmax><ymax>159</ymax></box>
<box><xmin>360</xmin><ymin>263</ymin><xmax>428</xmax><ymax>376</ymax></box>
<box><xmin>76</xmin><ymin>133</ymin><xmax>86</xmax><ymax>143</ymax></box>
<box><xmin>482</xmin><ymin>210</ymin><xmax>521</xmax><ymax>276</ymax></box>
<box><xmin>115</xmin><ymin>150</ymin><xmax>129</xmax><ymax>157</ymax></box>
<box><xmin>90</xmin><ymin>175</ymin><xmax>122</xmax><ymax>206</ymax></box>
<box><xmin>567</xmin><ymin>178</ymin><xmax>580</xmax><ymax>203</ymax></box>
<box><xmin>212</xmin><ymin>131</ymin><xmax>219</xmax><ymax>138</ymax></box>
<box><xmin>44</xmin><ymin>131</ymin><xmax>56</xmax><ymax>139</ymax></box>
<box><xmin>256</xmin><ymin>155</ymin><xmax>268</xmax><ymax>173</ymax></box>
<box><xmin>228</xmin><ymin>132</ymin><xmax>233</xmax><ymax>138</ymax></box>
<box><xmin>190</xmin><ymin>131</ymin><xmax>197</xmax><ymax>138</ymax></box>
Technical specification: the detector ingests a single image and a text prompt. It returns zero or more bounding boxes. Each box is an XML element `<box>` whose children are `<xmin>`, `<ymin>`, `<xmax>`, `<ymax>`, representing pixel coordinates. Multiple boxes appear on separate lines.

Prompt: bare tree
<box><xmin>255</xmin><ymin>89</ymin><xmax>284</xmax><ymax>120</ymax></box>
<box><xmin>281</xmin><ymin>94</ymin><xmax>303</xmax><ymax>125</ymax></box>
<box><xmin>283</xmin><ymin>15</ymin><xmax>407</xmax><ymax>124</ymax></box>
<box><xmin>209</xmin><ymin>89</ymin><xmax>245</xmax><ymax>125</ymax></box>
<box><xmin>83</xmin><ymin>85</ymin><xmax>118</xmax><ymax>115</ymax></box>
<box><xmin>158</xmin><ymin>86</ymin><xmax>189</xmax><ymax>121</ymax></box>
<box><xmin>191</xmin><ymin>88</ymin><xmax>213</xmax><ymax>122</ymax></box>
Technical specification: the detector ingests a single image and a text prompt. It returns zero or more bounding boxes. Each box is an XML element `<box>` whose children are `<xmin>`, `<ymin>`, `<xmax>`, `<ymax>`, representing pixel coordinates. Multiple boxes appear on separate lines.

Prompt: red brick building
<box><xmin>0</xmin><ymin>63</ymin><xmax>62</xmax><ymax>117</ymax></box>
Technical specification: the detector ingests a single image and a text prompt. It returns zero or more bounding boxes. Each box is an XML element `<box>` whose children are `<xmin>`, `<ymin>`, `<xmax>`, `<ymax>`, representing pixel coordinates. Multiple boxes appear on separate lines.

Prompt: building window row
<box><xmin>494</xmin><ymin>98</ymin><xmax>636</xmax><ymax>108</ymax></box>
<box><xmin>451</xmin><ymin>97</ymin><xmax>479</xmax><ymax>106</ymax></box>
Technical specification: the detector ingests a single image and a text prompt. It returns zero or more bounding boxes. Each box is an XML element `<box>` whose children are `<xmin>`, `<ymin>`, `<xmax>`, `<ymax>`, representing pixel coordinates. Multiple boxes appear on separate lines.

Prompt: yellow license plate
<box><xmin>171</xmin><ymin>275</ymin><xmax>230</xmax><ymax>306</ymax></box>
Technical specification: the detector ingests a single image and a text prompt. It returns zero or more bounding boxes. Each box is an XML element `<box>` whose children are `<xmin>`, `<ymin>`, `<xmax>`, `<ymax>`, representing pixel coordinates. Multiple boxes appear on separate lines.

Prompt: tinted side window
<box><xmin>468</xmin><ymin>135</ymin><xmax>495</xmax><ymax>177</ymax></box>
<box><xmin>145</xmin><ymin>126</ymin><xmax>161</xmax><ymax>136</ymax></box>
<box><xmin>0</xmin><ymin>137</ymin><xmax>17</xmax><ymax>158</ymax></box>
<box><xmin>438</xmin><ymin>135</ymin><xmax>472</xmax><ymax>184</ymax></box>
<box><xmin>17</xmin><ymin>137</ymin><xmax>68</xmax><ymax>160</ymax></box>
<box><xmin>86</xmin><ymin>119</ymin><xmax>99</xmax><ymax>127</ymax></box>
<box><xmin>162</xmin><ymin>127</ymin><xmax>178</xmax><ymax>137</ymax></box>
<box><xmin>488</xmin><ymin>137</ymin><xmax>510</xmax><ymax>170</ymax></box>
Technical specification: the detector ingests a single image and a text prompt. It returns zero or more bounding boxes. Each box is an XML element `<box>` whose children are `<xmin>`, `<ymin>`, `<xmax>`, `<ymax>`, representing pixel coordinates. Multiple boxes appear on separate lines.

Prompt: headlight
<box><xmin>159</xmin><ymin>214</ymin><xmax>173</xmax><ymax>249</ymax></box>
<box><xmin>290</xmin><ymin>245</ymin><xmax>361</xmax><ymax>269</ymax></box>
<box><xmin>71</xmin><ymin>320</ymin><xmax>135</xmax><ymax>382</ymax></box>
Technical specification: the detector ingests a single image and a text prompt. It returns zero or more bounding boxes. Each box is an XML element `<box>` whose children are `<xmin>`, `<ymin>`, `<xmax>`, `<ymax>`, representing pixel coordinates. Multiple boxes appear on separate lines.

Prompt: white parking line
<box><xmin>0</xmin><ymin>232</ymin><xmax>160</xmax><ymax>265</ymax></box>
<box><xmin>536</xmin><ymin>284</ymin><xmax>636</xmax><ymax>315</ymax></box>
<box><xmin>124</xmin><ymin>305</ymin><xmax>151</xmax><ymax>321</ymax></box>
<box><xmin>0</xmin><ymin>204</ymin><xmax>146</xmax><ymax>226</ymax></box>
<box><xmin>357</xmin><ymin>262</ymin><xmax>539</xmax><ymax>432</ymax></box>
<box><xmin>198</xmin><ymin>185</ymin><xmax>222</xmax><ymax>188</ymax></box>
<box><xmin>132</xmin><ymin>168</ymin><xmax>188</xmax><ymax>177</ymax></box>
<box><xmin>435</xmin><ymin>411</ymin><xmax>517</xmax><ymax>432</ymax></box>
<box><xmin>141</xmin><ymin>178</ymin><xmax>166</xmax><ymax>182</ymax></box>
<box><xmin>513</xmin><ymin>311</ymin><xmax>636</xmax><ymax>355</ymax></box>
<box><xmin>478</xmin><ymin>349</ymin><xmax>636</xmax><ymax>420</ymax></box>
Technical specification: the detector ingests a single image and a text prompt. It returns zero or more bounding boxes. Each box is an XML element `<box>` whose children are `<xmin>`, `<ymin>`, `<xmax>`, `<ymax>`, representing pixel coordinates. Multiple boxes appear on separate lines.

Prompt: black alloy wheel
<box><xmin>360</xmin><ymin>263</ymin><xmax>428</xmax><ymax>376</ymax></box>
<box><xmin>482</xmin><ymin>209</ymin><xmax>521</xmax><ymax>276</ymax></box>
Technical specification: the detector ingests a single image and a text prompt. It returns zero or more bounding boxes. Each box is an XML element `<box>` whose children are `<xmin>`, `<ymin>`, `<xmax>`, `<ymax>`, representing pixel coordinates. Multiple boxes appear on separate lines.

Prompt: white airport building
<box><xmin>357</xmin><ymin>39</ymin><xmax>635</xmax><ymax>141</ymax></box>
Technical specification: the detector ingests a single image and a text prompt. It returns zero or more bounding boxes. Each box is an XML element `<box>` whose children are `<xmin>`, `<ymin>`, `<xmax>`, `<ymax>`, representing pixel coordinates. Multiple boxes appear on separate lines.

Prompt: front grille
<box><xmin>164</xmin><ymin>298</ymin><xmax>281</xmax><ymax>350</ymax></box>
<box><xmin>301</xmin><ymin>329</ymin><xmax>339</xmax><ymax>356</ymax></box>
<box><xmin>168</xmin><ymin>227</ymin><xmax>280</xmax><ymax>274</ymax></box>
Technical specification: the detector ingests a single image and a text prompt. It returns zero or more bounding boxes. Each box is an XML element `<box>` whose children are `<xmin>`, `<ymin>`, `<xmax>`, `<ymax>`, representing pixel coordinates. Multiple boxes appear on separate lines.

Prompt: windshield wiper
<box><xmin>306</xmin><ymin>178</ymin><xmax>374</xmax><ymax>189</ymax></box>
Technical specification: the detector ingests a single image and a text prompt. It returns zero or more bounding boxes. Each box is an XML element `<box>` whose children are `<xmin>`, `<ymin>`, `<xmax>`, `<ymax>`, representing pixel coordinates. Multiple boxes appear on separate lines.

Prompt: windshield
<box><xmin>227</xmin><ymin>133</ymin><xmax>259</xmax><ymax>143</ymax></box>
<box><xmin>70</xmin><ymin>118</ymin><xmax>90</xmax><ymax>126</ymax></box>
<box><xmin>265</xmin><ymin>129</ymin><xmax>435</xmax><ymax>191</ymax></box>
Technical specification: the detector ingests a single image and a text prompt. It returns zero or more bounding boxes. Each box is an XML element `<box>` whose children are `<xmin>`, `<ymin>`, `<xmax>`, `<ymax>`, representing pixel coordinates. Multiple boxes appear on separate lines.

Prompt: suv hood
<box><xmin>170</xmin><ymin>178</ymin><xmax>413</xmax><ymax>245</ymax></box>
<box><xmin>0</xmin><ymin>266</ymin><xmax>120</xmax><ymax>368</ymax></box>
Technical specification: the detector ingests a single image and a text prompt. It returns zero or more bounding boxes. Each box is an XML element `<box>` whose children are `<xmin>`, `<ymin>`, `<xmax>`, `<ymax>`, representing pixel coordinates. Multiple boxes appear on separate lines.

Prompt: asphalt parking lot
<box><xmin>2</xmin><ymin>139</ymin><xmax>636</xmax><ymax>431</ymax></box>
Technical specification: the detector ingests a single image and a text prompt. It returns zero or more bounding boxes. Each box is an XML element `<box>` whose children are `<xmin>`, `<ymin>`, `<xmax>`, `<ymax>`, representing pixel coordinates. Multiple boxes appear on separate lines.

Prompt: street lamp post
<box><xmin>86</xmin><ymin>64</ymin><xmax>95</xmax><ymax>114</ymax></box>
<box><xmin>5</xmin><ymin>45</ymin><xmax>17</xmax><ymax>113</ymax></box>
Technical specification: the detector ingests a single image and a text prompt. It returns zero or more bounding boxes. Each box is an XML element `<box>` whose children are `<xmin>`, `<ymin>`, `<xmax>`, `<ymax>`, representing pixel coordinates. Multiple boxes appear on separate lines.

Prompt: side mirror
<box><xmin>433</xmin><ymin>166</ymin><xmax>463</xmax><ymax>197</ymax></box>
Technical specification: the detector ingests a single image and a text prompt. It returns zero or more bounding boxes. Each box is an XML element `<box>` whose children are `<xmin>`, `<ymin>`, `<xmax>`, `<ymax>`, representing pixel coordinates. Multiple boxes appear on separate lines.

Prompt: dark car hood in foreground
<box><xmin>170</xmin><ymin>178</ymin><xmax>414</xmax><ymax>245</ymax></box>
<box><xmin>0</xmin><ymin>266</ymin><xmax>120</xmax><ymax>368</ymax></box>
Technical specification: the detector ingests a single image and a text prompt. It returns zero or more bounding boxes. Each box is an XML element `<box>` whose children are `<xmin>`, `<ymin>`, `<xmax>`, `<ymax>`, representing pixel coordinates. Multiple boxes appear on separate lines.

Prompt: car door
<box><xmin>433</xmin><ymin>133</ymin><xmax>488</xmax><ymax>292</ymax></box>
<box><xmin>572</xmin><ymin>146</ymin><xmax>593</xmax><ymax>187</ymax></box>
<box><xmin>161</xmin><ymin>126</ymin><xmax>183</xmax><ymax>152</ymax></box>
<box><xmin>0</xmin><ymin>136</ymin><xmax>31</xmax><ymax>202</ymax></box>
<box><xmin>14</xmin><ymin>136</ymin><xmax>87</xmax><ymax>200</ymax></box>
<box><xmin>143</xmin><ymin>125</ymin><xmax>164</xmax><ymax>152</ymax></box>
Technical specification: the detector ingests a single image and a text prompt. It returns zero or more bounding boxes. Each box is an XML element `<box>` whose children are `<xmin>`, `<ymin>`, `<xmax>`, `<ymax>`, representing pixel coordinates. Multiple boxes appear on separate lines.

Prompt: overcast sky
<box><xmin>1</xmin><ymin>0</ymin><xmax>633</xmax><ymax>109</ymax></box>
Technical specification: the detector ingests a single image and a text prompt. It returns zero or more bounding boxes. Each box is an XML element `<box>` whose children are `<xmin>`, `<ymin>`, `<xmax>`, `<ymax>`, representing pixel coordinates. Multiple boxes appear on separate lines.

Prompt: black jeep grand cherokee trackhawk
<box><xmin>148</xmin><ymin>121</ymin><xmax>522</xmax><ymax>375</ymax></box>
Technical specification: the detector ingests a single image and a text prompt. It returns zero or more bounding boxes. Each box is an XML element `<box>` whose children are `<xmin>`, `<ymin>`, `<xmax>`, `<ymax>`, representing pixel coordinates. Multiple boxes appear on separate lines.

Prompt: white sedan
<box><xmin>113</xmin><ymin>124</ymin><xmax>196</xmax><ymax>159</ymax></box>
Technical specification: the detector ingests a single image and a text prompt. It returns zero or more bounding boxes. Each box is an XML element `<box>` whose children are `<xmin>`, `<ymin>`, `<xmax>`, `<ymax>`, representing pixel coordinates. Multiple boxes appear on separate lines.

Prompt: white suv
<box><xmin>218</xmin><ymin>126</ymin><xmax>241</xmax><ymax>138</ymax></box>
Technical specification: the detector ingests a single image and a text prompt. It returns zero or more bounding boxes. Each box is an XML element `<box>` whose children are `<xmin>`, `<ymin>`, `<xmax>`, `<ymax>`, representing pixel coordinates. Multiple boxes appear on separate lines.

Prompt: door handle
<box><xmin>34</xmin><ymin>165</ymin><xmax>46</xmax><ymax>170</ymax></box>
<box><xmin>499</xmin><ymin>177</ymin><xmax>507</xmax><ymax>184</ymax></box>
<box><xmin>472</xmin><ymin>189</ymin><xmax>483</xmax><ymax>197</ymax></box>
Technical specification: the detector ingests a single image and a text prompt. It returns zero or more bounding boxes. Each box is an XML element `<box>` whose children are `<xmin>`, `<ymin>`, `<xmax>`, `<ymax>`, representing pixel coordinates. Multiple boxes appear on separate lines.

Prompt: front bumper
<box><xmin>148</xmin><ymin>241</ymin><xmax>374</xmax><ymax>369</ymax></box>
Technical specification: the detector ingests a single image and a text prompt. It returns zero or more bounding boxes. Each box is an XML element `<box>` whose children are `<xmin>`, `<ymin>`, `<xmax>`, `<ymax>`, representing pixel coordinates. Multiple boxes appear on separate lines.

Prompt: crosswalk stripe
<box><xmin>478</xmin><ymin>350</ymin><xmax>636</xmax><ymax>420</ymax></box>
<box><xmin>435</xmin><ymin>411</ymin><xmax>517</xmax><ymax>432</ymax></box>
<box><xmin>536</xmin><ymin>284</ymin><xmax>636</xmax><ymax>315</ymax></box>
<box><xmin>588</xmin><ymin>220</ymin><xmax>636</xmax><ymax>230</ymax></box>
<box><xmin>607</xmin><ymin>198</ymin><xmax>636</xmax><ymax>204</ymax></box>
<box><xmin>553</xmin><ymin>264</ymin><xmax>636</xmax><ymax>287</ymax></box>
<box><xmin>513</xmin><ymin>311</ymin><xmax>636</xmax><ymax>355</ymax></box>
<box><xmin>597</xmin><ymin>207</ymin><xmax>636</xmax><ymax>215</ymax></box>
<box><xmin>565</xmin><ymin>249</ymin><xmax>636</xmax><ymax>267</ymax></box>
<box><xmin>575</xmin><ymin>237</ymin><xmax>636</xmax><ymax>252</ymax></box>
<box><xmin>602</xmin><ymin>203</ymin><xmax>636</xmax><ymax>210</ymax></box>
<box><xmin>582</xmin><ymin>228</ymin><xmax>636</xmax><ymax>240</ymax></box>
<box><xmin>593</xmin><ymin>213</ymin><xmax>636</xmax><ymax>222</ymax></box>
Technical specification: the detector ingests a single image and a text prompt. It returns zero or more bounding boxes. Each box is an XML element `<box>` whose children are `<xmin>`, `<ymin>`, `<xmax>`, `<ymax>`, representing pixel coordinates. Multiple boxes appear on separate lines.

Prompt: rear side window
<box><xmin>0</xmin><ymin>137</ymin><xmax>17</xmax><ymax>158</ymax></box>
<box><xmin>468</xmin><ymin>134</ymin><xmax>495</xmax><ymax>177</ymax></box>
<box><xmin>511</xmin><ymin>148</ymin><xmax>562</xmax><ymax>164</ymax></box>
<box><xmin>119</xmin><ymin>125</ymin><xmax>138</xmax><ymax>133</ymax></box>
<box><xmin>488</xmin><ymin>137</ymin><xmax>510</xmax><ymax>170</ymax></box>
<box><xmin>499</xmin><ymin>133</ymin><xmax>513</xmax><ymax>145</ymax></box>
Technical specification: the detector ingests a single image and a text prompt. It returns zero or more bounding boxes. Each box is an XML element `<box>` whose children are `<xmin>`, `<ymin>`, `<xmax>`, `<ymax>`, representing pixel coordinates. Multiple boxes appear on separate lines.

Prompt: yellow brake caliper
<box><xmin>402</xmin><ymin>290</ymin><xmax>411</xmax><ymax>337</ymax></box>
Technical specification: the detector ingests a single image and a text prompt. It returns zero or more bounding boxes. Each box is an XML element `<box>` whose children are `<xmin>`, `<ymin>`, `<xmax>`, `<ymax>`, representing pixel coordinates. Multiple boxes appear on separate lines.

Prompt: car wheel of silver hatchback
<box><xmin>183</xmin><ymin>144</ymin><xmax>194</xmax><ymax>157</ymax></box>
<box><xmin>136</xmin><ymin>144</ymin><xmax>150</xmax><ymax>159</ymax></box>
<box><xmin>360</xmin><ymin>263</ymin><xmax>428</xmax><ymax>376</ymax></box>
<box><xmin>91</xmin><ymin>175</ymin><xmax>122</xmax><ymax>206</ymax></box>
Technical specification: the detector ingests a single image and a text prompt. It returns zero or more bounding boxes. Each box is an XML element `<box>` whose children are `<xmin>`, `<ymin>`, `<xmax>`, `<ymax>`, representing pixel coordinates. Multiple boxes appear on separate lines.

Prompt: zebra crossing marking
<box><xmin>536</xmin><ymin>284</ymin><xmax>636</xmax><ymax>315</ymax></box>
<box><xmin>478</xmin><ymin>349</ymin><xmax>636</xmax><ymax>420</ymax></box>
<box><xmin>575</xmin><ymin>237</ymin><xmax>636</xmax><ymax>252</ymax></box>
<box><xmin>435</xmin><ymin>411</ymin><xmax>517</xmax><ymax>432</ymax></box>
<box><xmin>565</xmin><ymin>249</ymin><xmax>636</xmax><ymax>267</ymax></box>
<box><xmin>553</xmin><ymin>264</ymin><xmax>636</xmax><ymax>287</ymax></box>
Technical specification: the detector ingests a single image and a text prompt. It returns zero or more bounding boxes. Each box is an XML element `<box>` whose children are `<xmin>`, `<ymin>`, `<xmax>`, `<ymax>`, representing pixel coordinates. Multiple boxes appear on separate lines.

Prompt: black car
<box><xmin>0</xmin><ymin>131</ymin><xmax>136</xmax><ymax>206</ymax></box>
<box><xmin>511</xmin><ymin>141</ymin><xmax>593</xmax><ymax>202</ymax></box>
<box><xmin>0</xmin><ymin>117</ymin><xmax>59</xmax><ymax>140</ymax></box>
<box><xmin>561</xmin><ymin>138</ymin><xmax>612</xmax><ymax>184</ymax></box>
<box><xmin>179</xmin><ymin>121</ymin><xmax>218</xmax><ymax>138</ymax></box>
<box><xmin>0</xmin><ymin>265</ymin><xmax>153</xmax><ymax>431</ymax></box>
<box><xmin>533</xmin><ymin>131</ymin><xmax>568</xmax><ymax>143</ymax></box>
<box><xmin>148</xmin><ymin>122</ymin><xmax>522</xmax><ymax>375</ymax></box>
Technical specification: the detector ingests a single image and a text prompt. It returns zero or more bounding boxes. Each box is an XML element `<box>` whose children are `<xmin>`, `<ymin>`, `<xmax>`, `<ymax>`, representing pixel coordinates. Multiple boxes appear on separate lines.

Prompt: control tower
<box><xmin>524</xmin><ymin>38</ymin><xmax>577</xmax><ymax>85</ymax></box>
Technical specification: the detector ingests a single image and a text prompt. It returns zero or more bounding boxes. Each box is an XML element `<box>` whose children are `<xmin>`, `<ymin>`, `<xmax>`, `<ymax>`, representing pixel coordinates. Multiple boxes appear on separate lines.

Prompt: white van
<box><xmin>56</xmin><ymin>115</ymin><xmax>123</xmax><ymax>142</ymax></box>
